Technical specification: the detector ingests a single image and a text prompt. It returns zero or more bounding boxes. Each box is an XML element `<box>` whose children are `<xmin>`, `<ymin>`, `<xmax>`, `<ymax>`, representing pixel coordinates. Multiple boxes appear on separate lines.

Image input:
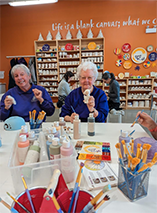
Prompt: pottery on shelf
<box><xmin>87</xmin><ymin>29</ymin><xmax>93</xmax><ymax>38</ymax></box>
<box><xmin>66</xmin><ymin>30</ymin><xmax>72</xmax><ymax>39</ymax></box>
<box><xmin>97</xmin><ymin>29</ymin><xmax>103</xmax><ymax>38</ymax></box>
<box><xmin>47</xmin><ymin>31</ymin><xmax>52</xmax><ymax>40</ymax></box>
<box><xmin>56</xmin><ymin>31</ymin><xmax>62</xmax><ymax>40</ymax></box>
<box><xmin>76</xmin><ymin>29</ymin><xmax>82</xmax><ymax>39</ymax></box>
<box><xmin>38</xmin><ymin>33</ymin><xmax>44</xmax><ymax>41</ymax></box>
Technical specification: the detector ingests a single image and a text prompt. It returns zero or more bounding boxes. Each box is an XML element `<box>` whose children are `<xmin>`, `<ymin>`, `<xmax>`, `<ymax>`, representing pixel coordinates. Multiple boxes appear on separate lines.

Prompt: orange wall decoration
<box><xmin>0</xmin><ymin>1</ymin><xmax>157</xmax><ymax>89</ymax></box>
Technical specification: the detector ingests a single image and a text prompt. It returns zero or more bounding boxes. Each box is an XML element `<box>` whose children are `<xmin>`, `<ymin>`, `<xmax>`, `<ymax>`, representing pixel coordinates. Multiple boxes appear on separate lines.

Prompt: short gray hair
<box><xmin>11</xmin><ymin>64</ymin><xmax>30</xmax><ymax>79</ymax></box>
<box><xmin>76</xmin><ymin>62</ymin><xmax>98</xmax><ymax>80</ymax></box>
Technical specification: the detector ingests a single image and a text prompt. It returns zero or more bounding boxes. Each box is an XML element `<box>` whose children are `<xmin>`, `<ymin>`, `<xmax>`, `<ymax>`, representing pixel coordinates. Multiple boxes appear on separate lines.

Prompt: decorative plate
<box><xmin>122</xmin><ymin>43</ymin><xmax>131</xmax><ymax>53</ymax></box>
<box><xmin>65</xmin><ymin>43</ymin><xmax>73</xmax><ymax>50</ymax></box>
<box><xmin>123</xmin><ymin>53</ymin><xmax>130</xmax><ymax>60</ymax></box>
<box><xmin>116</xmin><ymin>59</ymin><xmax>122</xmax><ymax>67</ymax></box>
<box><xmin>114</xmin><ymin>48</ymin><xmax>121</xmax><ymax>55</ymax></box>
<box><xmin>131</xmin><ymin>47</ymin><xmax>147</xmax><ymax>64</ymax></box>
<box><xmin>147</xmin><ymin>45</ymin><xmax>154</xmax><ymax>52</ymax></box>
<box><xmin>88</xmin><ymin>42</ymin><xmax>96</xmax><ymax>50</ymax></box>
<box><xmin>42</xmin><ymin>44</ymin><xmax>50</xmax><ymax>51</ymax></box>
<box><xmin>148</xmin><ymin>52</ymin><xmax>156</xmax><ymax>61</ymax></box>
<box><xmin>123</xmin><ymin>60</ymin><xmax>132</xmax><ymax>69</ymax></box>
<box><xmin>118</xmin><ymin>73</ymin><xmax>124</xmax><ymax>79</ymax></box>
<box><xmin>143</xmin><ymin>61</ymin><xmax>151</xmax><ymax>68</ymax></box>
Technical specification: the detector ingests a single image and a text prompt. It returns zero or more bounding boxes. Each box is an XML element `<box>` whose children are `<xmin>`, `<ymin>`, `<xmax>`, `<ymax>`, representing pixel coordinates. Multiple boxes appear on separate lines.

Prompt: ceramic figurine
<box><xmin>47</xmin><ymin>31</ymin><xmax>52</xmax><ymax>40</ymax></box>
<box><xmin>83</xmin><ymin>89</ymin><xmax>90</xmax><ymax>104</ymax></box>
<box><xmin>66</xmin><ymin>30</ymin><xmax>72</xmax><ymax>39</ymax></box>
<box><xmin>87</xmin><ymin>29</ymin><xmax>93</xmax><ymax>38</ymax></box>
<box><xmin>97</xmin><ymin>29</ymin><xmax>104</xmax><ymax>38</ymax></box>
<box><xmin>38</xmin><ymin>33</ymin><xmax>44</xmax><ymax>41</ymax></box>
<box><xmin>76</xmin><ymin>29</ymin><xmax>82</xmax><ymax>39</ymax></box>
<box><xmin>56</xmin><ymin>31</ymin><xmax>62</xmax><ymax>40</ymax></box>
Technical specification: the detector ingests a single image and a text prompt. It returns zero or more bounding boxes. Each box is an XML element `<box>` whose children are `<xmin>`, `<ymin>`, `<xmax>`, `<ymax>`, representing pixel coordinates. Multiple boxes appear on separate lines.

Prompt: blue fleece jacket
<box><xmin>0</xmin><ymin>84</ymin><xmax>55</xmax><ymax>122</ymax></box>
<box><xmin>60</xmin><ymin>86</ymin><xmax>109</xmax><ymax>122</ymax></box>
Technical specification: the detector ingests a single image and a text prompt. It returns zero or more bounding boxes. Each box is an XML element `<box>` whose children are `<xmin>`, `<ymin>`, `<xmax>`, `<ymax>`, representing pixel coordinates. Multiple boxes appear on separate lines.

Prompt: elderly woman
<box><xmin>60</xmin><ymin>62</ymin><xmax>109</xmax><ymax>122</ymax></box>
<box><xmin>0</xmin><ymin>64</ymin><xmax>55</xmax><ymax>121</ymax></box>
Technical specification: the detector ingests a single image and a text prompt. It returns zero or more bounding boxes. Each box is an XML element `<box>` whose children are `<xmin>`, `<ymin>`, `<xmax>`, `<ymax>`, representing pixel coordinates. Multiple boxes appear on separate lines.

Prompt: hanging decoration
<box><xmin>56</xmin><ymin>31</ymin><xmax>62</xmax><ymax>40</ymax></box>
<box><xmin>38</xmin><ymin>33</ymin><xmax>44</xmax><ymax>41</ymax></box>
<box><xmin>146</xmin><ymin>45</ymin><xmax>154</xmax><ymax>52</ymax></box>
<box><xmin>148</xmin><ymin>52</ymin><xmax>156</xmax><ymax>61</ymax></box>
<box><xmin>122</xmin><ymin>43</ymin><xmax>131</xmax><ymax>53</ymax></box>
<box><xmin>131</xmin><ymin>47</ymin><xmax>147</xmax><ymax>64</ymax></box>
<box><xmin>87</xmin><ymin>29</ymin><xmax>93</xmax><ymax>38</ymax></box>
<box><xmin>135</xmin><ymin>65</ymin><xmax>140</xmax><ymax>71</ymax></box>
<box><xmin>114</xmin><ymin>48</ymin><xmax>121</xmax><ymax>55</ymax></box>
<box><xmin>66</xmin><ymin>30</ymin><xmax>72</xmax><ymax>39</ymax></box>
<box><xmin>76</xmin><ymin>29</ymin><xmax>82</xmax><ymax>39</ymax></box>
<box><xmin>97</xmin><ymin>29</ymin><xmax>104</xmax><ymax>38</ymax></box>
<box><xmin>46</xmin><ymin>31</ymin><xmax>52</xmax><ymax>40</ymax></box>
<box><xmin>116</xmin><ymin>59</ymin><xmax>122</xmax><ymax>67</ymax></box>
<box><xmin>143</xmin><ymin>61</ymin><xmax>151</xmax><ymax>68</ymax></box>
<box><xmin>152</xmin><ymin>62</ymin><xmax>156</xmax><ymax>67</ymax></box>
<box><xmin>123</xmin><ymin>53</ymin><xmax>130</xmax><ymax>60</ymax></box>
<box><xmin>118</xmin><ymin>54</ymin><xmax>123</xmax><ymax>59</ymax></box>
<box><xmin>123</xmin><ymin>60</ymin><xmax>132</xmax><ymax>69</ymax></box>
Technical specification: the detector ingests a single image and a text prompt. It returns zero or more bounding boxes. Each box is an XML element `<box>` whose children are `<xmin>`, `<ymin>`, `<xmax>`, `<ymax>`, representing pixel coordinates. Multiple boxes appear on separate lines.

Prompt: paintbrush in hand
<box><xmin>131</xmin><ymin>109</ymin><xmax>144</xmax><ymax>127</ymax></box>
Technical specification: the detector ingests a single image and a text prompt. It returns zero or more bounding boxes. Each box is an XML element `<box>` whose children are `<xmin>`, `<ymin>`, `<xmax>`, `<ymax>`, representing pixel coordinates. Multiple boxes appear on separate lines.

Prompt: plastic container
<box><xmin>17</xmin><ymin>135</ymin><xmax>29</xmax><ymax>165</ymax></box>
<box><xmin>28</xmin><ymin>130</ymin><xmax>36</xmax><ymax>146</ymax></box>
<box><xmin>8</xmin><ymin>133</ymin><xmax>77</xmax><ymax>194</ymax></box>
<box><xmin>24</xmin><ymin>140</ymin><xmax>40</xmax><ymax>165</ymax></box>
<box><xmin>19</xmin><ymin>125</ymin><xmax>29</xmax><ymax>138</ymax></box>
<box><xmin>88</xmin><ymin>113</ymin><xmax>95</xmax><ymax>136</ymax></box>
<box><xmin>119</xmin><ymin>130</ymin><xmax>130</xmax><ymax>159</ymax></box>
<box><xmin>118</xmin><ymin>163</ymin><xmax>150</xmax><ymax>201</ymax></box>
<box><xmin>60</xmin><ymin>140</ymin><xmax>74</xmax><ymax>183</ymax></box>
<box><xmin>59</xmin><ymin>117</ymin><xmax>66</xmax><ymax>136</ymax></box>
<box><xmin>49</xmin><ymin>138</ymin><xmax>61</xmax><ymax>160</ymax></box>
<box><xmin>46</xmin><ymin>134</ymin><xmax>54</xmax><ymax>159</ymax></box>
<box><xmin>73</xmin><ymin>115</ymin><xmax>81</xmax><ymax>139</ymax></box>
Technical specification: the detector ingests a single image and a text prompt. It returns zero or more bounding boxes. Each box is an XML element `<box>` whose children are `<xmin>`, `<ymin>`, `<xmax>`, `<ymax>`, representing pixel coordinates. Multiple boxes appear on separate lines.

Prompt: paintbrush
<box><xmin>80</xmin><ymin>184</ymin><xmax>111</xmax><ymax>213</ymax></box>
<box><xmin>94</xmin><ymin>195</ymin><xmax>110</xmax><ymax>210</ymax></box>
<box><xmin>68</xmin><ymin>162</ymin><xmax>84</xmax><ymax>213</ymax></box>
<box><xmin>128</xmin><ymin>155</ymin><xmax>132</xmax><ymax>168</ymax></box>
<box><xmin>152</xmin><ymin>152</ymin><xmax>157</xmax><ymax>162</ymax></box>
<box><xmin>131</xmin><ymin>157</ymin><xmax>140</xmax><ymax>171</ymax></box>
<box><xmin>128</xmin><ymin>130</ymin><xmax>135</xmax><ymax>137</ymax></box>
<box><xmin>115</xmin><ymin>143</ymin><xmax>123</xmax><ymax>160</ymax></box>
<box><xmin>71</xmin><ymin>105</ymin><xmax>76</xmax><ymax>113</ymax></box>
<box><xmin>52</xmin><ymin>195</ymin><xmax>63</xmax><ymax>213</ymax></box>
<box><xmin>131</xmin><ymin>138</ymin><xmax>135</xmax><ymax>155</ymax></box>
<box><xmin>121</xmin><ymin>140</ymin><xmax>130</xmax><ymax>159</ymax></box>
<box><xmin>131</xmin><ymin>109</ymin><xmax>144</xmax><ymax>127</ymax></box>
<box><xmin>21</xmin><ymin>175</ymin><xmax>36</xmax><ymax>213</ymax></box>
<box><xmin>136</xmin><ymin>143</ymin><xmax>141</xmax><ymax>158</ymax></box>
<box><xmin>6</xmin><ymin>192</ymin><xmax>31</xmax><ymax>213</ymax></box>
<box><xmin>136</xmin><ymin>164</ymin><xmax>148</xmax><ymax>173</ymax></box>
<box><xmin>0</xmin><ymin>197</ymin><xmax>19</xmax><ymax>213</ymax></box>
<box><xmin>142</xmin><ymin>144</ymin><xmax>152</xmax><ymax>163</ymax></box>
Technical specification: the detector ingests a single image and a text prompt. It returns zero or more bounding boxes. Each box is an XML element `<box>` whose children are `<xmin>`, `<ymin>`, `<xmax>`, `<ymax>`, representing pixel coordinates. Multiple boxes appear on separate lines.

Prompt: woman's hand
<box><xmin>87</xmin><ymin>96</ymin><xmax>95</xmax><ymax>112</ymax></box>
<box><xmin>136</xmin><ymin>111</ymin><xmax>157</xmax><ymax>130</ymax></box>
<box><xmin>32</xmin><ymin>88</ymin><xmax>44</xmax><ymax>104</ymax></box>
<box><xmin>4</xmin><ymin>96</ymin><xmax>14</xmax><ymax>110</ymax></box>
<box><xmin>70</xmin><ymin>113</ymin><xmax>78</xmax><ymax>123</ymax></box>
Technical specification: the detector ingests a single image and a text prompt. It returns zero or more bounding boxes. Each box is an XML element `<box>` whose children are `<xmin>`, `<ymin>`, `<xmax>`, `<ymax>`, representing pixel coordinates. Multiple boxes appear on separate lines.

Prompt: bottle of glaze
<box><xmin>19</xmin><ymin>125</ymin><xmax>29</xmax><ymax>138</ymax></box>
<box><xmin>59</xmin><ymin>117</ymin><xmax>66</xmax><ymax>136</ymax></box>
<box><xmin>88</xmin><ymin>113</ymin><xmax>95</xmax><ymax>136</ymax></box>
<box><xmin>24</xmin><ymin>140</ymin><xmax>40</xmax><ymax>165</ymax></box>
<box><xmin>17</xmin><ymin>135</ymin><xmax>29</xmax><ymax>165</ymax></box>
<box><xmin>73</xmin><ymin>115</ymin><xmax>81</xmax><ymax>139</ymax></box>
<box><xmin>49</xmin><ymin>138</ymin><xmax>61</xmax><ymax>160</ymax></box>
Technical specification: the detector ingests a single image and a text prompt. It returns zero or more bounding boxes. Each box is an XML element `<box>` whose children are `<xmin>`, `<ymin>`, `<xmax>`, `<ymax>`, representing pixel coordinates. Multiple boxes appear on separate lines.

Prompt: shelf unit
<box><xmin>103</xmin><ymin>78</ymin><xmax>155</xmax><ymax>109</ymax></box>
<box><xmin>34</xmin><ymin>38</ymin><xmax>105</xmax><ymax>102</ymax></box>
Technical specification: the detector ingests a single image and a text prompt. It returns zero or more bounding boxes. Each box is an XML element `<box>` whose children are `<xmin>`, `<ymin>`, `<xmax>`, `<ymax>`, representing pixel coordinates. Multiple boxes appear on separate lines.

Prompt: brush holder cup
<box><xmin>118</xmin><ymin>163</ymin><xmax>150</xmax><ymax>202</ymax></box>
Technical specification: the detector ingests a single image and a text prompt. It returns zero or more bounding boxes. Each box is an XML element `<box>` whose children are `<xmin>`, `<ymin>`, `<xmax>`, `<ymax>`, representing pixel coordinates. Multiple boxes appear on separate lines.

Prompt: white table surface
<box><xmin>0</xmin><ymin>122</ymin><xmax>157</xmax><ymax>213</ymax></box>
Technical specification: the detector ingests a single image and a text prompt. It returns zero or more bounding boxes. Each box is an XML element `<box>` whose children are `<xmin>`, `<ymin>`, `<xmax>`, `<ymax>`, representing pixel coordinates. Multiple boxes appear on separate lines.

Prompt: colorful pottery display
<box><xmin>114</xmin><ymin>48</ymin><xmax>121</xmax><ymax>55</ymax></box>
<box><xmin>88</xmin><ymin>42</ymin><xmax>96</xmax><ymax>50</ymax></box>
<box><xmin>42</xmin><ymin>44</ymin><xmax>50</xmax><ymax>51</ymax></box>
<box><xmin>131</xmin><ymin>47</ymin><xmax>147</xmax><ymax>64</ymax></box>
<box><xmin>148</xmin><ymin>52</ymin><xmax>156</xmax><ymax>61</ymax></box>
<box><xmin>143</xmin><ymin>61</ymin><xmax>151</xmax><ymax>68</ymax></box>
<box><xmin>123</xmin><ymin>53</ymin><xmax>130</xmax><ymax>60</ymax></box>
<box><xmin>122</xmin><ymin>43</ymin><xmax>131</xmax><ymax>53</ymax></box>
<box><xmin>116</xmin><ymin>59</ymin><xmax>122</xmax><ymax>67</ymax></box>
<box><xmin>147</xmin><ymin>45</ymin><xmax>154</xmax><ymax>52</ymax></box>
<box><xmin>123</xmin><ymin>60</ymin><xmax>132</xmax><ymax>69</ymax></box>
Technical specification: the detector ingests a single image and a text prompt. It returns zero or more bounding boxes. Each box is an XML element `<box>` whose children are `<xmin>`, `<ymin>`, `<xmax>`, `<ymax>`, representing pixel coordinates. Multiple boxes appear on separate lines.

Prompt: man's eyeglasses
<box><xmin>79</xmin><ymin>76</ymin><xmax>94</xmax><ymax>81</ymax></box>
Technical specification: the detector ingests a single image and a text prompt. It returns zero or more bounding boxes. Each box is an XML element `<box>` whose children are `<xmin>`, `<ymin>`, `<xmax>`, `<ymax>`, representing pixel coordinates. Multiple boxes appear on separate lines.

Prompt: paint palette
<box><xmin>75</xmin><ymin>141</ymin><xmax>111</xmax><ymax>162</ymax></box>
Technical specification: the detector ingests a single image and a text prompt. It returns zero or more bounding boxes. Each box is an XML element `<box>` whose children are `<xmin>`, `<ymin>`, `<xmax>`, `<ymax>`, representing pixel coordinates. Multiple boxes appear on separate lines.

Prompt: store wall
<box><xmin>0</xmin><ymin>0</ymin><xmax>157</xmax><ymax>89</ymax></box>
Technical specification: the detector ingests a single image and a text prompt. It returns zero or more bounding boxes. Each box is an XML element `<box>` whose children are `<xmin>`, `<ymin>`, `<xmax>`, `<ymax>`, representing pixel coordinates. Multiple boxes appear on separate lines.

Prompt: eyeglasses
<box><xmin>79</xmin><ymin>76</ymin><xmax>94</xmax><ymax>81</ymax></box>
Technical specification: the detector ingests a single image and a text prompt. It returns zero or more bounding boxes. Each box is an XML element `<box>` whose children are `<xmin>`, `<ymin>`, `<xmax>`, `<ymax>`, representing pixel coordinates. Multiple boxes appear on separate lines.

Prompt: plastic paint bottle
<box><xmin>119</xmin><ymin>130</ymin><xmax>130</xmax><ymax>159</ymax></box>
<box><xmin>60</xmin><ymin>135</ymin><xmax>67</xmax><ymax>144</ymax></box>
<box><xmin>88</xmin><ymin>113</ymin><xmax>95</xmax><ymax>136</ymax></box>
<box><xmin>49</xmin><ymin>138</ymin><xmax>61</xmax><ymax>160</ymax></box>
<box><xmin>28</xmin><ymin>130</ymin><xmax>36</xmax><ymax>146</ymax></box>
<box><xmin>46</xmin><ymin>134</ymin><xmax>54</xmax><ymax>159</ymax></box>
<box><xmin>59</xmin><ymin>117</ymin><xmax>66</xmax><ymax>136</ymax></box>
<box><xmin>24</xmin><ymin>140</ymin><xmax>40</xmax><ymax>165</ymax></box>
<box><xmin>60</xmin><ymin>139</ymin><xmax>74</xmax><ymax>183</ymax></box>
<box><xmin>19</xmin><ymin>125</ymin><xmax>29</xmax><ymax>138</ymax></box>
<box><xmin>54</xmin><ymin>121</ymin><xmax>61</xmax><ymax>136</ymax></box>
<box><xmin>73</xmin><ymin>115</ymin><xmax>81</xmax><ymax>139</ymax></box>
<box><xmin>39</xmin><ymin>132</ymin><xmax>49</xmax><ymax>162</ymax></box>
<box><xmin>17</xmin><ymin>135</ymin><xmax>29</xmax><ymax>165</ymax></box>
<box><xmin>51</xmin><ymin>127</ymin><xmax>60</xmax><ymax>138</ymax></box>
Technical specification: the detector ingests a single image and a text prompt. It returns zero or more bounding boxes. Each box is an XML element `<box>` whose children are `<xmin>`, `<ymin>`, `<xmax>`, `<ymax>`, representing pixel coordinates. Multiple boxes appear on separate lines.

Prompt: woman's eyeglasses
<box><xmin>79</xmin><ymin>76</ymin><xmax>94</xmax><ymax>81</ymax></box>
